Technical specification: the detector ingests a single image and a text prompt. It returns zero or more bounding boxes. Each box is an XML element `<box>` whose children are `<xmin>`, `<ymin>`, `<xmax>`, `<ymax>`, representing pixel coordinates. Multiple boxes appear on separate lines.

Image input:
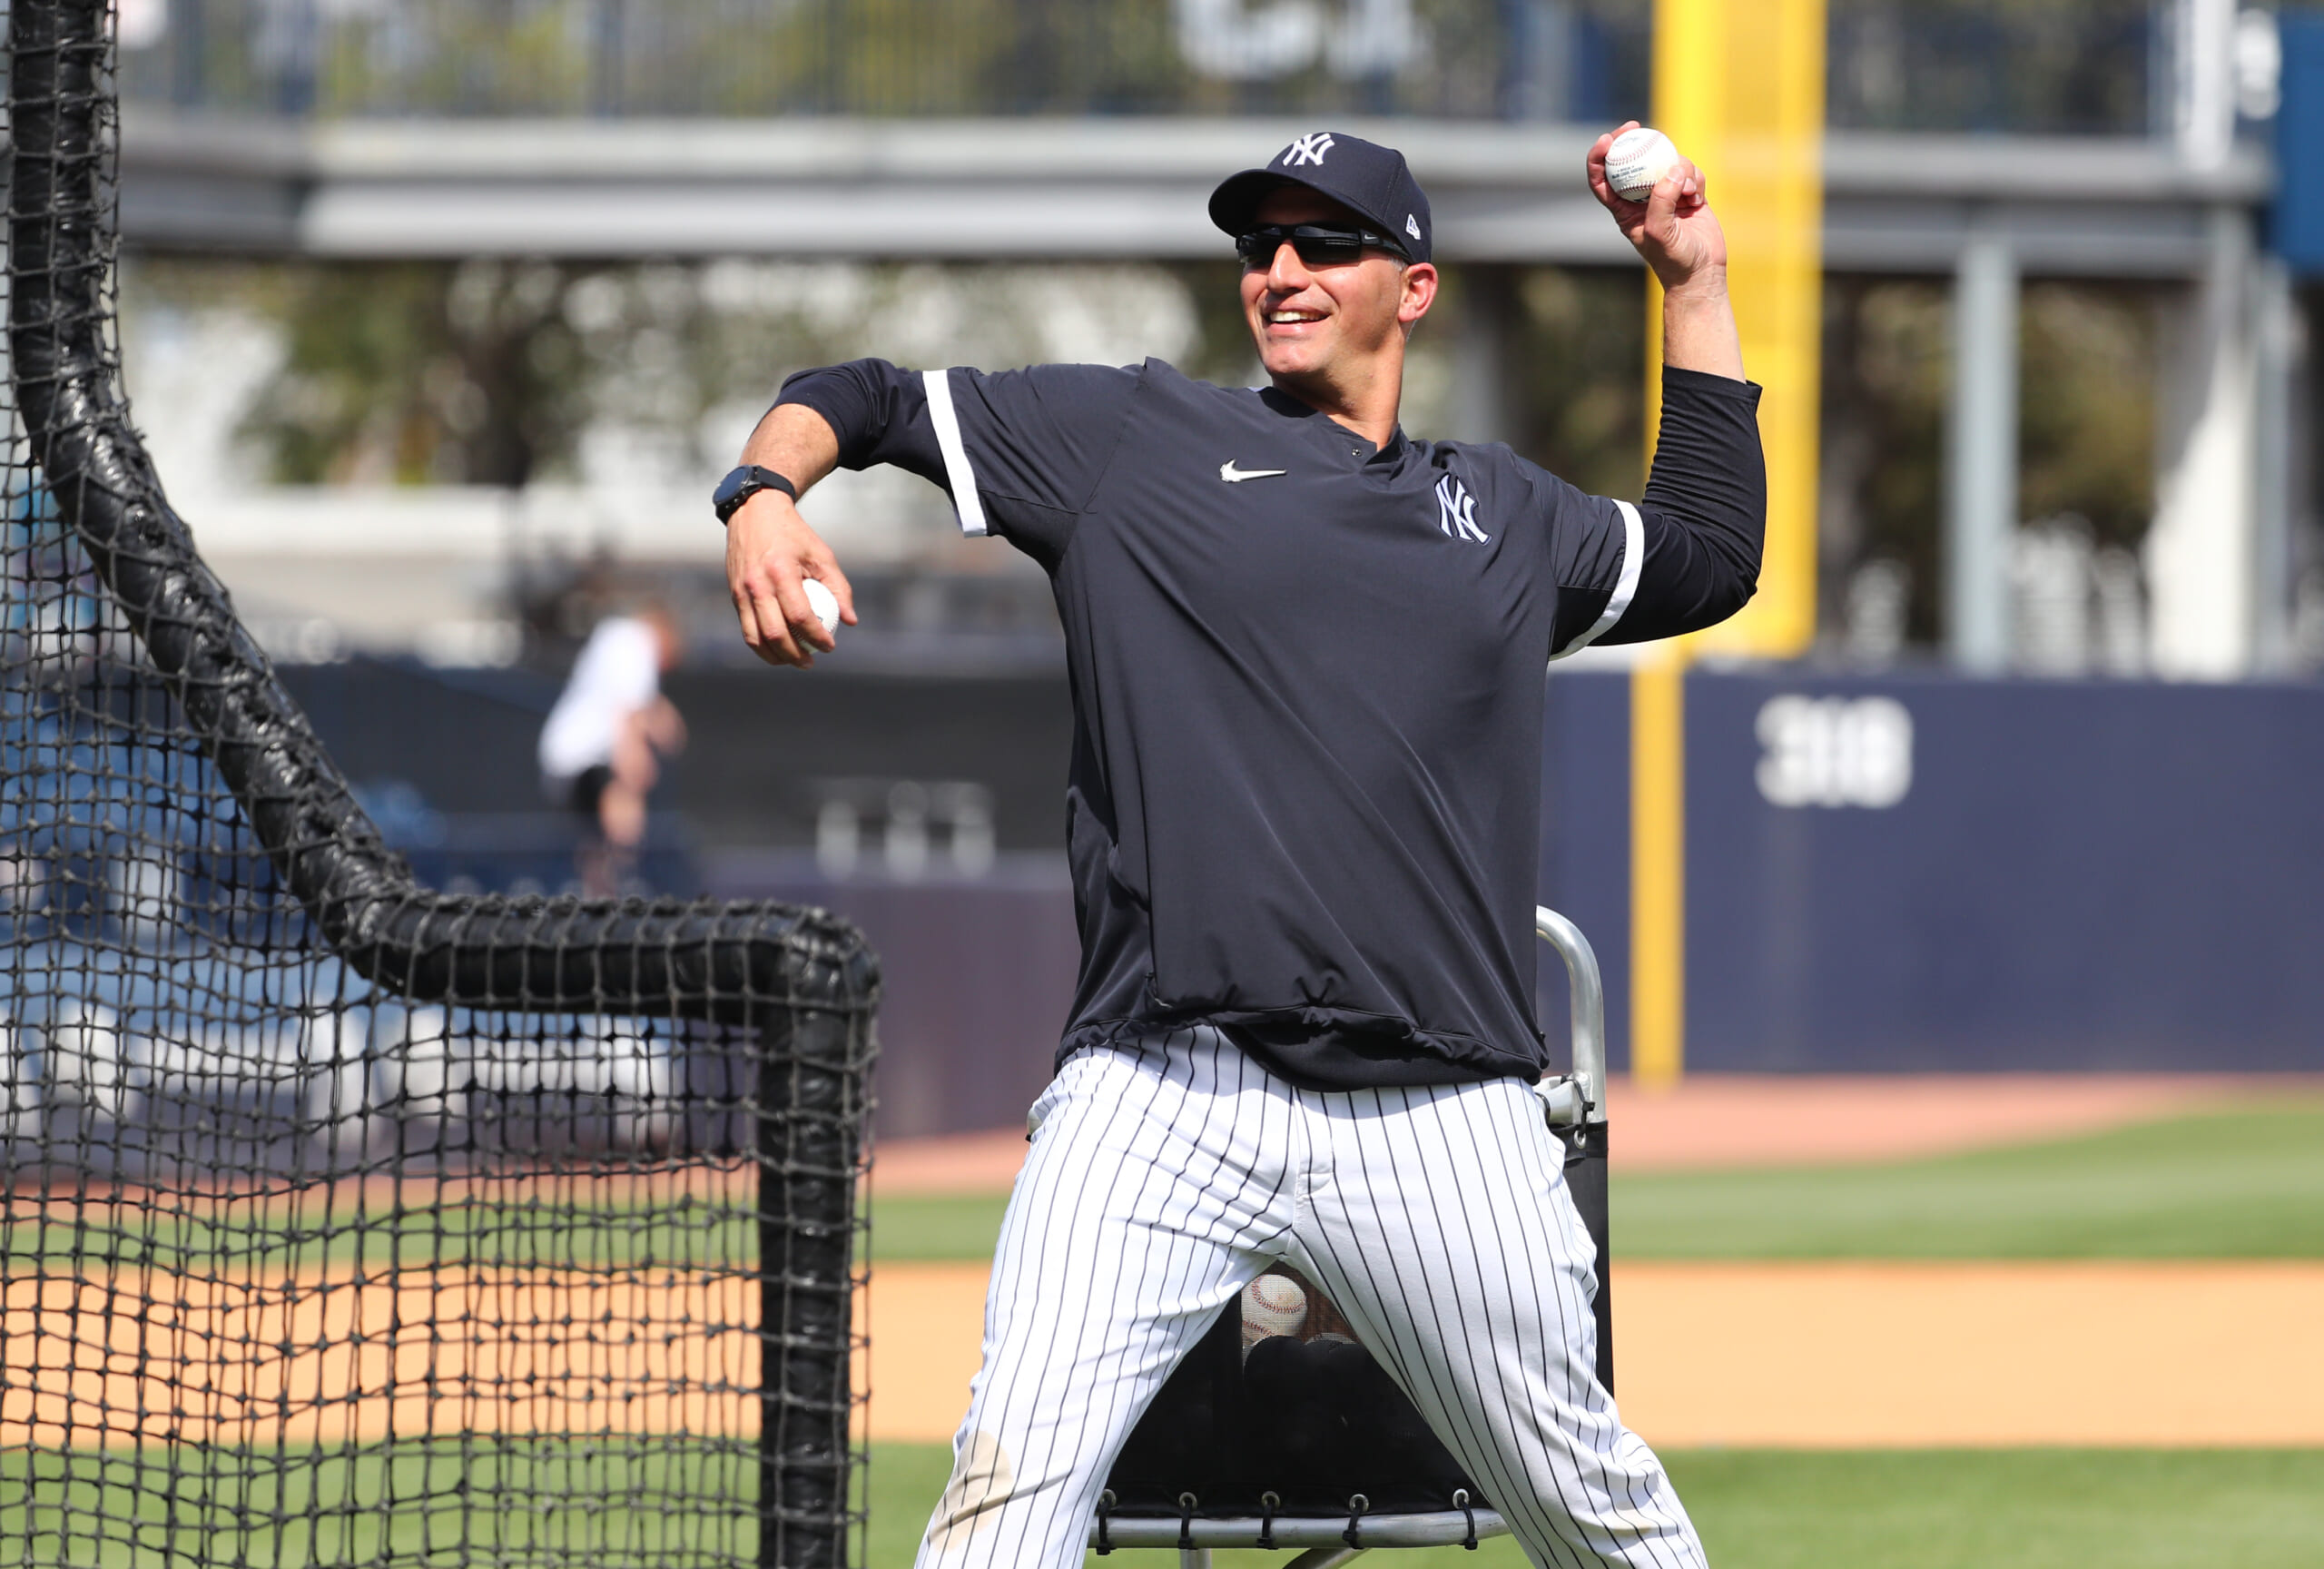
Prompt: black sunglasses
<box><xmin>1236</xmin><ymin>222</ymin><xmax>1410</xmax><ymax>268</ymax></box>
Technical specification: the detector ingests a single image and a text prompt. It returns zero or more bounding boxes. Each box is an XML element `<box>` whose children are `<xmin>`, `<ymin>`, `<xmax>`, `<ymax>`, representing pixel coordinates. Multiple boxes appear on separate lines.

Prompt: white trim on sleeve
<box><xmin>1550</xmin><ymin>498</ymin><xmax>1646</xmax><ymax>660</ymax></box>
<box><xmin>921</xmin><ymin>368</ymin><xmax>990</xmax><ymax>538</ymax></box>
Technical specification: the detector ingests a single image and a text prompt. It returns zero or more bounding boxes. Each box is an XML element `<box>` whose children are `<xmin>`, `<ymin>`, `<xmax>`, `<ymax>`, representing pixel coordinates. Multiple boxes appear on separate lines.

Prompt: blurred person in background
<box><xmin>537</xmin><ymin>603</ymin><xmax>686</xmax><ymax>895</ymax></box>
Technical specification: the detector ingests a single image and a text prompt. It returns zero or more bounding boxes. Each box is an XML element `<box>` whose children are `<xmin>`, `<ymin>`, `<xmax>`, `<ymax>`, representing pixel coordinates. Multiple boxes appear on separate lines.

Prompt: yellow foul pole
<box><xmin>1631</xmin><ymin>0</ymin><xmax>1826</xmax><ymax>1090</ymax></box>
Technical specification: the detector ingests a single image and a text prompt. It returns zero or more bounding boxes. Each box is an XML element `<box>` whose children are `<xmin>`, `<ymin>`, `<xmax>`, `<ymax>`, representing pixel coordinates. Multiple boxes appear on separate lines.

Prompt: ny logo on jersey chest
<box><xmin>1434</xmin><ymin>476</ymin><xmax>1489</xmax><ymax>542</ymax></box>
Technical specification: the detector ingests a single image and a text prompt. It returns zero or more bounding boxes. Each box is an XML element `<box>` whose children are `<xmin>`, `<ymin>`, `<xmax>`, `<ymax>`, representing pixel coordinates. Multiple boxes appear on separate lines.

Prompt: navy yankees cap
<box><xmin>1208</xmin><ymin>131</ymin><xmax>1433</xmax><ymax>264</ymax></box>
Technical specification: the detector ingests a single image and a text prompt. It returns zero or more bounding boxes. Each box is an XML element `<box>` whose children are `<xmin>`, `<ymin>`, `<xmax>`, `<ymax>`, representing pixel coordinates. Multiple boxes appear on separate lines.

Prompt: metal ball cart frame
<box><xmin>1088</xmin><ymin>907</ymin><xmax>1614</xmax><ymax>1567</ymax></box>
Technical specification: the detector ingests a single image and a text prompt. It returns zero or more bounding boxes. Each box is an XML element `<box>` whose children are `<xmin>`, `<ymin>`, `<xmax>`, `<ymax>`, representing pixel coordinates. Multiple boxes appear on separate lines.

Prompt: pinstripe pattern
<box><xmin>913</xmin><ymin>1028</ymin><xmax>1705</xmax><ymax>1569</ymax></box>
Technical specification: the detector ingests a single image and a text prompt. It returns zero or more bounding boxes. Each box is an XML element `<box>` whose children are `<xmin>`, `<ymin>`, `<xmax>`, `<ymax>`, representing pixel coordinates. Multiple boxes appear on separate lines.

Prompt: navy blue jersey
<box><xmin>780</xmin><ymin>359</ymin><xmax>1763</xmax><ymax>1088</ymax></box>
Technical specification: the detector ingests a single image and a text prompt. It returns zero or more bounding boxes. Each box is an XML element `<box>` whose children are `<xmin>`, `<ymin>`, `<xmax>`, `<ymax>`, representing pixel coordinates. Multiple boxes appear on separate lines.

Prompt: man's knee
<box><xmin>923</xmin><ymin>1430</ymin><xmax>1018</xmax><ymax>1557</ymax></box>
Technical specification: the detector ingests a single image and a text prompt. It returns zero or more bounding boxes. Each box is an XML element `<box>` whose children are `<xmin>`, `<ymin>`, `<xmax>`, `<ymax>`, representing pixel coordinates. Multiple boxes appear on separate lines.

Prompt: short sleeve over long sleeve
<box><xmin>775</xmin><ymin>358</ymin><xmax>1144</xmax><ymax>568</ymax></box>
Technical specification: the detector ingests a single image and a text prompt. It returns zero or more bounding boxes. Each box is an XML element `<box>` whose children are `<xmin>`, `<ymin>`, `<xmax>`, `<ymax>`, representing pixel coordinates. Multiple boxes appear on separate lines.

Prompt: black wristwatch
<box><xmin>714</xmin><ymin>464</ymin><xmax>798</xmax><ymax>523</ymax></box>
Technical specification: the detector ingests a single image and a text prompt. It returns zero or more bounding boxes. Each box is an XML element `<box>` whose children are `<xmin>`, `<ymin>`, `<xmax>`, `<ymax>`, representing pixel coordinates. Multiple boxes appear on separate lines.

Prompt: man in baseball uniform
<box><xmin>717</xmin><ymin>123</ymin><xmax>1760</xmax><ymax>1569</ymax></box>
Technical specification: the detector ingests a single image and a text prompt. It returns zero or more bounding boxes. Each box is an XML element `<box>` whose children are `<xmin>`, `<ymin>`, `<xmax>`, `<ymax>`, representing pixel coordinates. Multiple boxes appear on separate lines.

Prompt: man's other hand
<box><xmin>725</xmin><ymin>490</ymin><xmax>857</xmax><ymax>668</ymax></box>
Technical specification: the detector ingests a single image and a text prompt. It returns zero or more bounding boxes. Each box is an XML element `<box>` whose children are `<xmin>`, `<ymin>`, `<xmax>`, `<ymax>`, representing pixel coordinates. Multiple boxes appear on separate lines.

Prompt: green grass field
<box><xmin>851</xmin><ymin>1101</ymin><xmax>2324</xmax><ymax>1564</ymax></box>
<box><xmin>23</xmin><ymin>1444</ymin><xmax>2310</xmax><ymax>1567</ymax></box>
<box><xmin>861</xmin><ymin>1444</ymin><xmax>2324</xmax><ymax>1568</ymax></box>
<box><xmin>14</xmin><ymin>1100</ymin><xmax>2319</xmax><ymax>1565</ymax></box>
<box><xmin>15</xmin><ymin>1100</ymin><xmax>2313</xmax><ymax>1271</ymax></box>
<box><xmin>866</xmin><ymin>1100</ymin><xmax>2324</xmax><ymax>1264</ymax></box>
<box><xmin>2</xmin><ymin>1442</ymin><xmax>766</xmax><ymax>1565</ymax></box>
<box><xmin>0</xmin><ymin>1197</ymin><xmax>763</xmax><ymax>1273</ymax></box>
<box><xmin>866</xmin><ymin>1192</ymin><xmax>1013</xmax><ymax>1264</ymax></box>
<box><xmin>1615</xmin><ymin>1097</ymin><xmax>2324</xmax><ymax>1258</ymax></box>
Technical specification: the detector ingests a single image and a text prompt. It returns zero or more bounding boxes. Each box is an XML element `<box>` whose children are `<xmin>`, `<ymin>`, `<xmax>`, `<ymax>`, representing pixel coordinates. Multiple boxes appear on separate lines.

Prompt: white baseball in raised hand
<box><xmin>802</xmin><ymin>577</ymin><xmax>840</xmax><ymax>638</ymax></box>
<box><xmin>1605</xmin><ymin>126</ymin><xmax>1680</xmax><ymax>202</ymax></box>
<box><xmin>1240</xmin><ymin>1272</ymin><xmax>1309</xmax><ymax>1348</ymax></box>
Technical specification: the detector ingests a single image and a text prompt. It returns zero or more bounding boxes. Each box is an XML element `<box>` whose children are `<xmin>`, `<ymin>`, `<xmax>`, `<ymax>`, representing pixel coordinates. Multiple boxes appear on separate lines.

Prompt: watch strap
<box><xmin>714</xmin><ymin>464</ymin><xmax>798</xmax><ymax>523</ymax></box>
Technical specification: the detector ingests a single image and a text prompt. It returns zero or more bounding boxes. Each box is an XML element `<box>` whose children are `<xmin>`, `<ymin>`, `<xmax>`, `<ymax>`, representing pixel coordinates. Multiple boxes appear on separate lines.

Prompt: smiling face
<box><xmin>1237</xmin><ymin>186</ymin><xmax>1437</xmax><ymax>410</ymax></box>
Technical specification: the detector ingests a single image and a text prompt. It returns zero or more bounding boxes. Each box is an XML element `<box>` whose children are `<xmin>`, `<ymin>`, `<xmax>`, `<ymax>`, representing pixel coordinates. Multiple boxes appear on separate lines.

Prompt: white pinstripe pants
<box><xmin>912</xmin><ymin>1027</ymin><xmax>1708</xmax><ymax>1569</ymax></box>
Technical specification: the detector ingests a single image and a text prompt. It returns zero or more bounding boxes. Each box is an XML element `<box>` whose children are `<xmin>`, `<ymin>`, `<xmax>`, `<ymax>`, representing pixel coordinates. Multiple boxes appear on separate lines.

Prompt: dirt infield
<box><xmin>858</xmin><ymin>1259</ymin><xmax>2324</xmax><ymax>1447</ymax></box>
<box><xmin>12</xmin><ymin>1078</ymin><xmax>2309</xmax><ymax>1455</ymax></box>
<box><xmin>869</xmin><ymin>1074</ymin><xmax>2307</xmax><ymax>1194</ymax></box>
<box><xmin>13</xmin><ymin>1256</ymin><xmax>2319</xmax><ymax>1451</ymax></box>
<box><xmin>858</xmin><ymin>1262</ymin><xmax>992</xmax><ymax>1445</ymax></box>
<box><xmin>1</xmin><ymin>1267</ymin><xmax>763</xmax><ymax>1447</ymax></box>
<box><xmin>1613</xmin><ymin>1260</ymin><xmax>2324</xmax><ymax>1446</ymax></box>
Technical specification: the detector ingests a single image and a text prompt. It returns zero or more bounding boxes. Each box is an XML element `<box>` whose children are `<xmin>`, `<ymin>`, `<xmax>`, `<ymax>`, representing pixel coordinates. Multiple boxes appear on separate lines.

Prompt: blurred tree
<box><xmin>1165</xmin><ymin>261</ymin><xmax>1264</xmax><ymax>387</ymax></box>
<box><xmin>1817</xmin><ymin>275</ymin><xmax>2158</xmax><ymax>650</ymax></box>
<box><xmin>1819</xmin><ymin>278</ymin><xmax>1950</xmax><ymax>645</ymax></box>
<box><xmin>203</xmin><ymin>246</ymin><xmax>2162</xmax><ymax>664</ymax></box>
<box><xmin>233</xmin><ymin>258</ymin><xmax>1214</xmax><ymax>492</ymax></box>
<box><xmin>239</xmin><ymin>260</ymin><xmax>592</xmax><ymax>488</ymax></box>
<box><xmin>1509</xmin><ymin>266</ymin><xmax>1649</xmax><ymax>500</ymax></box>
<box><xmin>2018</xmin><ymin>281</ymin><xmax>2154</xmax><ymax>548</ymax></box>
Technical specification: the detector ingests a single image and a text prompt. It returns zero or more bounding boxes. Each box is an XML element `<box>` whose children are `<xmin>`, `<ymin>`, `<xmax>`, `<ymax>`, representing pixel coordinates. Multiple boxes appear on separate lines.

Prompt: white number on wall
<box><xmin>1755</xmin><ymin>696</ymin><xmax>1915</xmax><ymax>809</ymax></box>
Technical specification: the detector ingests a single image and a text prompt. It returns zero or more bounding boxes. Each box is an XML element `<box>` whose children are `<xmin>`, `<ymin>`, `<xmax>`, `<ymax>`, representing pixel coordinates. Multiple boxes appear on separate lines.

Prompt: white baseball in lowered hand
<box><xmin>801</xmin><ymin>577</ymin><xmax>840</xmax><ymax>639</ymax></box>
<box><xmin>1605</xmin><ymin>126</ymin><xmax>1680</xmax><ymax>202</ymax></box>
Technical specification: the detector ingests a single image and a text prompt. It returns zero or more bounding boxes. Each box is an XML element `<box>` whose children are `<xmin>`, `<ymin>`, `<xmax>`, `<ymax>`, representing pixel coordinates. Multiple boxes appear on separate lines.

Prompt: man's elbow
<box><xmin>1689</xmin><ymin>567</ymin><xmax>1758</xmax><ymax>632</ymax></box>
<box><xmin>1692</xmin><ymin>535</ymin><xmax>1763</xmax><ymax>628</ymax></box>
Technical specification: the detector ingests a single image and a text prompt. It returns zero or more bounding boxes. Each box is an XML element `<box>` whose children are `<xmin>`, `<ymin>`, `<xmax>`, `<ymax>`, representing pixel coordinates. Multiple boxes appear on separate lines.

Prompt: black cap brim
<box><xmin>1207</xmin><ymin>169</ymin><xmax>1301</xmax><ymax>238</ymax></box>
<box><xmin>1206</xmin><ymin>168</ymin><xmax>1416</xmax><ymax>260</ymax></box>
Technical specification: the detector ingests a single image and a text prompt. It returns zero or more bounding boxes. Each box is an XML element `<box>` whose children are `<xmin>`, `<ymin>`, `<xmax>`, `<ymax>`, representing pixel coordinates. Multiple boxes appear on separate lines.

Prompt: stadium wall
<box><xmin>704</xmin><ymin>857</ymin><xmax>1078</xmax><ymax>1143</ymax></box>
<box><xmin>286</xmin><ymin>663</ymin><xmax>2324</xmax><ymax>1132</ymax></box>
<box><xmin>1541</xmin><ymin>668</ymin><xmax>2324</xmax><ymax>1075</ymax></box>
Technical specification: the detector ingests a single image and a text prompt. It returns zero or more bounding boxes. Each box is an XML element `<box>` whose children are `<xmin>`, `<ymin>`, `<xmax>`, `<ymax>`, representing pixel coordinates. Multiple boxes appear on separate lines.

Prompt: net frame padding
<box><xmin>3</xmin><ymin>4</ymin><xmax>879</xmax><ymax>1565</ymax></box>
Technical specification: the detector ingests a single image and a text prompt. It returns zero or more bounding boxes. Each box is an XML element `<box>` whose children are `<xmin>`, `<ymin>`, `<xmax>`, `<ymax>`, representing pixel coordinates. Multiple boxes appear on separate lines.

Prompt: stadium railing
<box><xmin>113</xmin><ymin>0</ymin><xmax>2165</xmax><ymax>138</ymax></box>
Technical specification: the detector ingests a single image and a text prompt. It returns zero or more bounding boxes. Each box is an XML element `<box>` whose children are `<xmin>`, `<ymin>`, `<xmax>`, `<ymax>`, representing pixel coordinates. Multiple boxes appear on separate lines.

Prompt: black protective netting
<box><xmin>0</xmin><ymin>5</ymin><xmax>878</xmax><ymax>1565</ymax></box>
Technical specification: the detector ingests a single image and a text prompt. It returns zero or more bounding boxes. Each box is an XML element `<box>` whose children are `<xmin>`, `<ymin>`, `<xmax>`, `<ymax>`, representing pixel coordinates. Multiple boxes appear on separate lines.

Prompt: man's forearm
<box><xmin>739</xmin><ymin>402</ymin><xmax>842</xmax><ymax>496</ymax></box>
<box><xmin>727</xmin><ymin>400</ymin><xmax>853</xmax><ymax>669</ymax></box>
<box><xmin>1662</xmin><ymin>270</ymin><xmax>1746</xmax><ymax>382</ymax></box>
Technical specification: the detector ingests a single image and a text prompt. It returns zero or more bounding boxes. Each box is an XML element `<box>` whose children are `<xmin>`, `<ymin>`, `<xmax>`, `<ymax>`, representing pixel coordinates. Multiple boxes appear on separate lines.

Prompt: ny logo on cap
<box><xmin>1436</xmin><ymin>476</ymin><xmax>1489</xmax><ymax>543</ymax></box>
<box><xmin>1282</xmin><ymin>132</ymin><xmax>1334</xmax><ymax>167</ymax></box>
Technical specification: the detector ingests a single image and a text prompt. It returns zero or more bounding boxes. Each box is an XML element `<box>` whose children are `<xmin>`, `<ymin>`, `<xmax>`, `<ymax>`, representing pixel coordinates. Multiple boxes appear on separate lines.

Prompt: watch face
<box><xmin>714</xmin><ymin>467</ymin><xmax>753</xmax><ymax>509</ymax></box>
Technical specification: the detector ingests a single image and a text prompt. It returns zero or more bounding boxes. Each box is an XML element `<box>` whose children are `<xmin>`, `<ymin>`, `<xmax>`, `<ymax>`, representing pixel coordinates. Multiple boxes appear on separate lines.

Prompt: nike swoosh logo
<box><xmin>1219</xmin><ymin>461</ymin><xmax>1288</xmax><ymax>483</ymax></box>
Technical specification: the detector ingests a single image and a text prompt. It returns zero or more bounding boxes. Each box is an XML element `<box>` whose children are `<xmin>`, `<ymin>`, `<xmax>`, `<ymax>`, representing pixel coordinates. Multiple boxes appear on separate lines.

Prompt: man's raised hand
<box><xmin>1586</xmin><ymin>121</ymin><xmax>1744</xmax><ymax>380</ymax></box>
<box><xmin>1586</xmin><ymin>121</ymin><xmax>1728</xmax><ymax>294</ymax></box>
